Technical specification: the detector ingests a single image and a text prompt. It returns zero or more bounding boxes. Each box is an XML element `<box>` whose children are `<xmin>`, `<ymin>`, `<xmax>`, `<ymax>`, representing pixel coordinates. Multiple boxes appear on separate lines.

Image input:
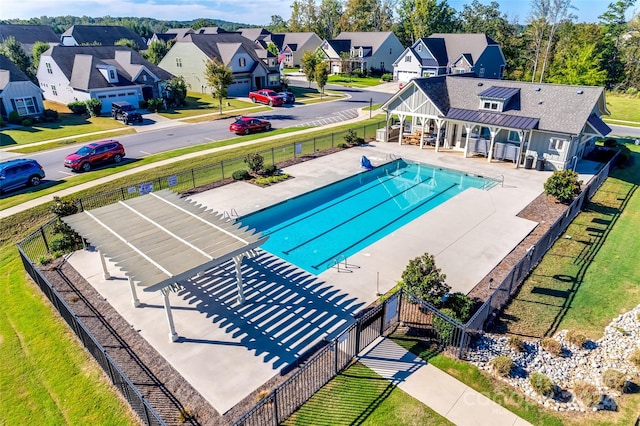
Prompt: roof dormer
<box><xmin>478</xmin><ymin>86</ymin><xmax>520</xmax><ymax>112</ymax></box>
<box><xmin>97</xmin><ymin>64</ymin><xmax>119</xmax><ymax>83</ymax></box>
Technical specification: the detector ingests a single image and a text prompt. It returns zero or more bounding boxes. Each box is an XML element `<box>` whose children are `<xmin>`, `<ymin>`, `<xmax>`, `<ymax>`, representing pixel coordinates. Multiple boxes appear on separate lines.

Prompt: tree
<box><xmin>114</xmin><ymin>38</ymin><xmax>140</xmax><ymax>51</ymax></box>
<box><xmin>267</xmin><ymin>15</ymin><xmax>288</xmax><ymax>33</ymax></box>
<box><xmin>317</xmin><ymin>0</ymin><xmax>343</xmax><ymax>39</ymax></box>
<box><xmin>191</xmin><ymin>19</ymin><xmax>216</xmax><ymax>30</ymax></box>
<box><xmin>396</xmin><ymin>0</ymin><xmax>459</xmax><ymax>45</ymax></box>
<box><xmin>599</xmin><ymin>0</ymin><xmax>637</xmax><ymax>89</ymax></box>
<box><xmin>1</xmin><ymin>36</ymin><xmax>32</xmax><ymax>80</ymax></box>
<box><xmin>31</xmin><ymin>41</ymin><xmax>50</xmax><ymax>75</ymax></box>
<box><xmin>340</xmin><ymin>0</ymin><xmax>395</xmax><ymax>32</ymax></box>
<box><xmin>289</xmin><ymin>1</ymin><xmax>305</xmax><ymax>32</ymax></box>
<box><xmin>401</xmin><ymin>253</ymin><xmax>449</xmax><ymax>305</ymax></box>
<box><xmin>538</xmin><ymin>0</ymin><xmax>577</xmax><ymax>82</ymax></box>
<box><xmin>164</xmin><ymin>76</ymin><xmax>188</xmax><ymax>107</ymax></box>
<box><xmin>266</xmin><ymin>41</ymin><xmax>279</xmax><ymax>57</ymax></box>
<box><xmin>204</xmin><ymin>59</ymin><xmax>233</xmax><ymax>114</ymax></box>
<box><xmin>314</xmin><ymin>61</ymin><xmax>329</xmax><ymax>96</ymax></box>
<box><xmin>543</xmin><ymin>170</ymin><xmax>582</xmax><ymax>203</ymax></box>
<box><xmin>548</xmin><ymin>25</ymin><xmax>608</xmax><ymax>86</ymax></box>
<box><xmin>301</xmin><ymin>50</ymin><xmax>319</xmax><ymax>87</ymax></box>
<box><xmin>622</xmin><ymin>13</ymin><xmax>640</xmax><ymax>91</ymax></box>
<box><xmin>144</xmin><ymin>39</ymin><xmax>169</xmax><ymax>65</ymax></box>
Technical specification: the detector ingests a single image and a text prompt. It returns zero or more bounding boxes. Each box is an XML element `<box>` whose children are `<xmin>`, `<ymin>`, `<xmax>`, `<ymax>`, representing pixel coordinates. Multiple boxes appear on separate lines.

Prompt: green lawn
<box><xmin>0</xmin><ymin>245</ymin><xmax>136</xmax><ymax>425</ymax></box>
<box><xmin>283</xmin><ymin>362</ymin><xmax>452</xmax><ymax>426</ymax></box>
<box><xmin>495</xmin><ymin>144</ymin><xmax>640</xmax><ymax>340</ymax></box>
<box><xmin>158</xmin><ymin>92</ymin><xmax>258</xmax><ymax>119</ymax></box>
<box><xmin>327</xmin><ymin>75</ymin><xmax>384</xmax><ymax>88</ymax></box>
<box><xmin>7</xmin><ymin>129</ymin><xmax>136</xmax><ymax>154</ymax></box>
<box><xmin>605</xmin><ymin>92</ymin><xmax>640</xmax><ymax>126</ymax></box>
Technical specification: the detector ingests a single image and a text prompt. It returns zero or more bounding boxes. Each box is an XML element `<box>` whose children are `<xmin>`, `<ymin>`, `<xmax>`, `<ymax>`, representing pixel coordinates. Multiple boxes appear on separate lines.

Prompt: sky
<box><xmin>2</xmin><ymin>0</ymin><xmax>636</xmax><ymax>27</ymax></box>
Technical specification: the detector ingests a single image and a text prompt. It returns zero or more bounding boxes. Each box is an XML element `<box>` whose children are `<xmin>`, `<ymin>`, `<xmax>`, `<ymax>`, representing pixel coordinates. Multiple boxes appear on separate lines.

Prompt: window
<box><xmin>549</xmin><ymin>138</ymin><xmax>566</xmax><ymax>151</ymax></box>
<box><xmin>142</xmin><ymin>75</ymin><xmax>147</xmax><ymax>82</ymax></box>
<box><xmin>51</xmin><ymin>85</ymin><xmax>57</xmax><ymax>96</ymax></box>
<box><xmin>482</xmin><ymin>101</ymin><xmax>499</xmax><ymax>110</ymax></box>
<box><xmin>176</xmin><ymin>58</ymin><xmax>182</xmax><ymax>68</ymax></box>
<box><xmin>45</xmin><ymin>63</ymin><xmax>52</xmax><ymax>74</ymax></box>
<box><xmin>14</xmin><ymin>97</ymin><xmax>37</xmax><ymax>115</ymax></box>
<box><xmin>405</xmin><ymin>56</ymin><xmax>411</xmax><ymax>63</ymax></box>
<box><xmin>479</xmin><ymin>67</ymin><xmax>485</xmax><ymax>77</ymax></box>
<box><xmin>417</xmin><ymin>44</ymin><xmax>422</xmax><ymax>52</ymax></box>
<box><xmin>380</xmin><ymin>62</ymin><xmax>384</xmax><ymax>70</ymax></box>
<box><xmin>499</xmin><ymin>65</ymin><xmax>505</xmax><ymax>79</ymax></box>
<box><xmin>239</xmin><ymin>57</ymin><xmax>246</xmax><ymax>67</ymax></box>
<box><xmin>109</xmin><ymin>69</ymin><xmax>116</xmax><ymax>80</ymax></box>
<box><xmin>508</xmin><ymin>131</ymin><xmax>521</xmax><ymax>142</ymax></box>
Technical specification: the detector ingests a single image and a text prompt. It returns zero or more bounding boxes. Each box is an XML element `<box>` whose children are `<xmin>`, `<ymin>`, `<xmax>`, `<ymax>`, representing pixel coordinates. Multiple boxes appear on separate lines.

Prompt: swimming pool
<box><xmin>240</xmin><ymin>159</ymin><xmax>496</xmax><ymax>275</ymax></box>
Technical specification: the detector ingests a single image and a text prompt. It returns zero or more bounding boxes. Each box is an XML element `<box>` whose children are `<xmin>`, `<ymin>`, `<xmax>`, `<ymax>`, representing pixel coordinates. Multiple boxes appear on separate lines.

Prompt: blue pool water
<box><xmin>240</xmin><ymin>160</ymin><xmax>496</xmax><ymax>275</ymax></box>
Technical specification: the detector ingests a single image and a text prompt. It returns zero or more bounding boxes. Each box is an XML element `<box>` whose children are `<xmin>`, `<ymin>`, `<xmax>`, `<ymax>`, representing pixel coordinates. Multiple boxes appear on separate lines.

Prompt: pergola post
<box><xmin>487</xmin><ymin>127</ymin><xmax>500</xmax><ymax>162</ymax></box>
<box><xmin>398</xmin><ymin>114</ymin><xmax>406</xmax><ymax>145</ymax></box>
<box><xmin>99</xmin><ymin>251</ymin><xmax>111</xmax><ymax>280</ymax></box>
<box><xmin>516</xmin><ymin>130</ymin><xmax>527</xmax><ymax>169</ymax></box>
<box><xmin>234</xmin><ymin>255</ymin><xmax>246</xmax><ymax>304</ymax></box>
<box><xmin>162</xmin><ymin>288</ymin><xmax>179</xmax><ymax>342</ymax></box>
<box><xmin>434</xmin><ymin>119</ymin><xmax>444</xmax><ymax>152</ymax></box>
<box><xmin>419</xmin><ymin>117</ymin><xmax>426</xmax><ymax>149</ymax></box>
<box><xmin>464</xmin><ymin>124</ymin><xmax>474</xmax><ymax>158</ymax></box>
<box><xmin>384</xmin><ymin>111</ymin><xmax>391</xmax><ymax>143</ymax></box>
<box><xmin>128</xmin><ymin>276</ymin><xmax>140</xmax><ymax>307</ymax></box>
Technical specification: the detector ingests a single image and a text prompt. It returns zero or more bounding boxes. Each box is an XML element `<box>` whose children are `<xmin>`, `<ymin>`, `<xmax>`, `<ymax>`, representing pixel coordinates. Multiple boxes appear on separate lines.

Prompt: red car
<box><xmin>64</xmin><ymin>140</ymin><xmax>125</xmax><ymax>172</ymax></box>
<box><xmin>248</xmin><ymin>89</ymin><xmax>284</xmax><ymax>106</ymax></box>
<box><xmin>229</xmin><ymin>117</ymin><xmax>272</xmax><ymax>135</ymax></box>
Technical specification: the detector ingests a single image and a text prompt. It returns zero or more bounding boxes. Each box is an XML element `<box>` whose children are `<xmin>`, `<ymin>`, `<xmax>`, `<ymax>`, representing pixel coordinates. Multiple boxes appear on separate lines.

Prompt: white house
<box><xmin>320</xmin><ymin>32</ymin><xmax>403</xmax><ymax>75</ymax></box>
<box><xmin>37</xmin><ymin>45</ymin><xmax>173</xmax><ymax>113</ymax></box>
<box><xmin>0</xmin><ymin>54</ymin><xmax>45</xmax><ymax>118</ymax></box>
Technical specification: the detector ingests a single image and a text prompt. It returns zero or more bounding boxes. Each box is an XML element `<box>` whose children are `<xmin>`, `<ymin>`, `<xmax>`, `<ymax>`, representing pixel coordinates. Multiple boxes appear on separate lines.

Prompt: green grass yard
<box><xmin>327</xmin><ymin>75</ymin><xmax>385</xmax><ymax>88</ymax></box>
<box><xmin>604</xmin><ymin>92</ymin><xmax>640</xmax><ymax>127</ymax></box>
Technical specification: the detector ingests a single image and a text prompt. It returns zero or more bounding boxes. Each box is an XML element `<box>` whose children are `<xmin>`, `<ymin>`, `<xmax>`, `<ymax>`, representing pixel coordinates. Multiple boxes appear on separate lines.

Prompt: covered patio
<box><xmin>62</xmin><ymin>189</ymin><xmax>267</xmax><ymax>342</ymax></box>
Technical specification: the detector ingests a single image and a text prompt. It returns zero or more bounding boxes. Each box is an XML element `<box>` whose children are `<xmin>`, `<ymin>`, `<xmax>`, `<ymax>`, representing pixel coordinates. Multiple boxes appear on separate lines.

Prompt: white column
<box><xmin>398</xmin><ymin>114</ymin><xmax>406</xmax><ymax>145</ymax></box>
<box><xmin>234</xmin><ymin>255</ymin><xmax>246</xmax><ymax>304</ymax></box>
<box><xmin>487</xmin><ymin>127</ymin><xmax>500</xmax><ymax>163</ymax></box>
<box><xmin>516</xmin><ymin>130</ymin><xmax>526</xmax><ymax>169</ymax></box>
<box><xmin>464</xmin><ymin>125</ymin><xmax>473</xmax><ymax>158</ymax></box>
<box><xmin>162</xmin><ymin>288</ymin><xmax>179</xmax><ymax>342</ymax></box>
<box><xmin>419</xmin><ymin>118</ymin><xmax>425</xmax><ymax>150</ymax></box>
<box><xmin>99</xmin><ymin>251</ymin><xmax>110</xmax><ymax>280</ymax></box>
<box><xmin>434</xmin><ymin>120</ymin><xmax>444</xmax><ymax>152</ymax></box>
<box><xmin>128</xmin><ymin>276</ymin><xmax>140</xmax><ymax>307</ymax></box>
<box><xmin>384</xmin><ymin>111</ymin><xmax>390</xmax><ymax>143</ymax></box>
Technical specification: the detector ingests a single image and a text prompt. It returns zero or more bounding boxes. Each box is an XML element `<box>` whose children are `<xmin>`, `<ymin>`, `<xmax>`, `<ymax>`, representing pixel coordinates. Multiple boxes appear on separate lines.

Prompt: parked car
<box><xmin>64</xmin><ymin>140</ymin><xmax>126</xmax><ymax>172</ymax></box>
<box><xmin>111</xmin><ymin>101</ymin><xmax>143</xmax><ymax>125</ymax></box>
<box><xmin>278</xmin><ymin>90</ymin><xmax>295</xmax><ymax>104</ymax></box>
<box><xmin>229</xmin><ymin>117</ymin><xmax>272</xmax><ymax>135</ymax></box>
<box><xmin>0</xmin><ymin>158</ymin><xmax>45</xmax><ymax>194</ymax></box>
<box><xmin>248</xmin><ymin>89</ymin><xmax>284</xmax><ymax>106</ymax></box>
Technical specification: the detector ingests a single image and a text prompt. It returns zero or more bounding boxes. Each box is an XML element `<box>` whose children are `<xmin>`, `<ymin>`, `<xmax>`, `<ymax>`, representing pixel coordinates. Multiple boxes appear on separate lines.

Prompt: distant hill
<box><xmin>0</xmin><ymin>16</ymin><xmax>255</xmax><ymax>39</ymax></box>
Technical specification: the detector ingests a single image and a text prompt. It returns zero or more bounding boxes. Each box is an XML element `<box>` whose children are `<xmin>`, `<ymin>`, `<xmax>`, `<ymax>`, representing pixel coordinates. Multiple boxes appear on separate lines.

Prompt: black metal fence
<box><xmin>16</xmin><ymin>245</ymin><xmax>166</xmax><ymax>426</ymax></box>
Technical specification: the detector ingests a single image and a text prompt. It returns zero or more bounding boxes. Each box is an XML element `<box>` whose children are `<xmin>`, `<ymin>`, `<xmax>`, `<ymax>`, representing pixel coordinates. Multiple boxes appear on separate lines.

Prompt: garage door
<box><xmin>95</xmin><ymin>90</ymin><xmax>141</xmax><ymax>114</ymax></box>
<box><xmin>396</xmin><ymin>71</ymin><xmax>418</xmax><ymax>83</ymax></box>
<box><xmin>228</xmin><ymin>79</ymin><xmax>251</xmax><ymax>97</ymax></box>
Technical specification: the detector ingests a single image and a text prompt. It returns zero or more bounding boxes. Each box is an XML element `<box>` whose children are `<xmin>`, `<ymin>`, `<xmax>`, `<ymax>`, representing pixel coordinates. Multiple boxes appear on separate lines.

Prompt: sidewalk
<box><xmin>359</xmin><ymin>338</ymin><xmax>532</xmax><ymax>426</ymax></box>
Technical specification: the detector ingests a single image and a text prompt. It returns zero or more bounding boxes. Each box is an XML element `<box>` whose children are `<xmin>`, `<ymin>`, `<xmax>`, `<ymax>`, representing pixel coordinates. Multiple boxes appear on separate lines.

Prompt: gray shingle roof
<box><xmin>46</xmin><ymin>45</ymin><xmax>173</xmax><ymax>90</ymax></box>
<box><xmin>237</xmin><ymin>28</ymin><xmax>271</xmax><ymax>42</ymax></box>
<box><xmin>183</xmin><ymin>33</ymin><xmax>265</xmax><ymax>66</ymax></box>
<box><xmin>335</xmin><ymin>32</ymin><xmax>394</xmax><ymax>51</ymax></box>
<box><xmin>0</xmin><ymin>24</ymin><xmax>58</xmax><ymax>46</ymax></box>
<box><xmin>0</xmin><ymin>53</ymin><xmax>31</xmax><ymax>89</ymax></box>
<box><xmin>62</xmin><ymin>25</ymin><xmax>146</xmax><ymax>50</ymax></box>
<box><xmin>427</xmin><ymin>33</ymin><xmax>497</xmax><ymax>66</ymax></box>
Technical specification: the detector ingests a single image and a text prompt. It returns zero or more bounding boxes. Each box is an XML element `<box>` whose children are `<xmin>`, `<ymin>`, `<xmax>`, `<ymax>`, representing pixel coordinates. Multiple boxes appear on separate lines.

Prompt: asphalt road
<box><xmin>23</xmin><ymin>83</ymin><xmax>392</xmax><ymax>184</ymax></box>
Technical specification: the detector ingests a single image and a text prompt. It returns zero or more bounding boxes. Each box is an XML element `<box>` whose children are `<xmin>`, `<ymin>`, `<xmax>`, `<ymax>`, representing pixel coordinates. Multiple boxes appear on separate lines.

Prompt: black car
<box><xmin>278</xmin><ymin>91</ymin><xmax>296</xmax><ymax>104</ymax></box>
<box><xmin>0</xmin><ymin>158</ymin><xmax>45</xmax><ymax>194</ymax></box>
<box><xmin>111</xmin><ymin>101</ymin><xmax>143</xmax><ymax>125</ymax></box>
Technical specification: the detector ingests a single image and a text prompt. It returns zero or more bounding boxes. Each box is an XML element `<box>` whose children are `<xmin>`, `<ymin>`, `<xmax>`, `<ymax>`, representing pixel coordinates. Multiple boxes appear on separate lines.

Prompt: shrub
<box><xmin>139</xmin><ymin>100</ymin><xmax>149</xmax><ymax>109</ymax></box>
<box><xmin>0</xmin><ymin>115</ymin><xmax>4</xmax><ymax>127</ymax></box>
<box><xmin>381</xmin><ymin>73</ymin><xmax>393</xmax><ymax>82</ymax></box>
<box><xmin>617</xmin><ymin>145</ymin><xmax>631</xmax><ymax>167</ymax></box>
<box><xmin>433</xmin><ymin>308</ymin><xmax>459</xmax><ymax>342</ymax></box>
<box><xmin>529</xmin><ymin>372</ymin><xmax>554</xmax><ymax>397</ymax></box>
<box><xmin>541</xmin><ymin>337</ymin><xmax>563</xmax><ymax>357</ymax></box>
<box><xmin>573</xmin><ymin>380</ymin><xmax>600</xmax><ymax>407</ymax></box>
<box><xmin>232</xmin><ymin>170</ymin><xmax>251</xmax><ymax>180</ymax></box>
<box><xmin>602</xmin><ymin>369</ymin><xmax>627</xmax><ymax>393</ymax></box>
<box><xmin>85</xmin><ymin>98</ymin><xmax>102</xmax><ymax>117</ymax></box>
<box><xmin>8</xmin><ymin>111</ymin><xmax>21</xmax><ymax>124</ymax></box>
<box><xmin>543</xmin><ymin>170</ymin><xmax>582</xmax><ymax>204</ymax></box>
<box><xmin>146</xmin><ymin>97</ymin><xmax>164</xmax><ymax>112</ymax></box>
<box><xmin>629</xmin><ymin>348</ymin><xmax>640</xmax><ymax>368</ymax></box>
<box><xmin>21</xmin><ymin>118</ymin><xmax>32</xmax><ymax>127</ymax></box>
<box><xmin>43</xmin><ymin>108</ymin><xmax>59</xmax><ymax>121</ymax></box>
<box><xmin>603</xmin><ymin>138</ymin><xmax>618</xmax><ymax>147</ymax></box>
<box><xmin>263</xmin><ymin>164</ymin><xmax>278</xmax><ymax>176</ymax></box>
<box><xmin>401</xmin><ymin>252</ymin><xmax>449</xmax><ymax>305</ymax></box>
<box><xmin>244</xmin><ymin>153</ymin><xmax>264</xmax><ymax>174</ymax></box>
<box><xmin>38</xmin><ymin>255</ymin><xmax>52</xmax><ymax>266</ymax></box>
<box><xmin>564</xmin><ymin>330</ymin><xmax>587</xmax><ymax>348</ymax></box>
<box><xmin>442</xmin><ymin>292</ymin><xmax>475</xmax><ymax>322</ymax></box>
<box><xmin>343</xmin><ymin>129</ymin><xmax>365</xmax><ymax>146</ymax></box>
<box><xmin>254</xmin><ymin>174</ymin><xmax>290</xmax><ymax>186</ymax></box>
<box><xmin>67</xmin><ymin>101</ymin><xmax>88</xmax><ymax>115</ymax></box>
<box><xmin>337</xmin><ymin>143</ymin><xmax>348</xmax><ymax>149</ymax></box>
<box><xmin>491</xmin><ymin>355</ymin><xmax>514</xmax><ymax>377</ymax></box>
<box><xmin>508</xmin><ymin>336</ymin><xmax>525</xmax><ymax>353</ymax></box>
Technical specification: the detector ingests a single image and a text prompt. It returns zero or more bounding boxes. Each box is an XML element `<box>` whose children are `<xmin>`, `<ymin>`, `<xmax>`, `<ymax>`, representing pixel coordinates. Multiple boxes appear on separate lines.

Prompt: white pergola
<box><xmin>62</xmin><ymin>190</ymin><xmax>267</xmax><ymax>341</ymax></box>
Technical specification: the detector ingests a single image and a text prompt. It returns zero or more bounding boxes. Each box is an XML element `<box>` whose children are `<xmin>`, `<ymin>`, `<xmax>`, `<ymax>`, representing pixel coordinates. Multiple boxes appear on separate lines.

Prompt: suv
<box><xmin>111</xmin><ymin>101</ymin><xmax>143</xmax><ymax>125</ymax></box>
<box><xmin>64</xmin><ymin>140</ymin><xmax>126</xmax><ymax>172</ymax></box>
<box><xmin>0</xmin><ymin>159</ymin><xmax>45</xmax><ymax>194</ymax></box>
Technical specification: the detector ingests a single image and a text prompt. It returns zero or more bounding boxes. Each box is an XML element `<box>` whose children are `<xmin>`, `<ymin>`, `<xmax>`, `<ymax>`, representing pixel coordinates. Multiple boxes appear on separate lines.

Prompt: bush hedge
<box><xmin>541</xmin><ymin>337</ymin><xmax>563</xmax><ymax>357</ymax></box>
<box><xmin>67</xmin><ymin>101</ymin><xmax>88</xmax><ymax>115</ymax></box>
<box><xmin>491</xmin><ymin>355</ymin><xmax>513</xmax><ymax>377</ymax></box>
<box><xmin>529</xmin><ymin>372</ymin><xmax>554</xmax><ymax>397</ymax></box>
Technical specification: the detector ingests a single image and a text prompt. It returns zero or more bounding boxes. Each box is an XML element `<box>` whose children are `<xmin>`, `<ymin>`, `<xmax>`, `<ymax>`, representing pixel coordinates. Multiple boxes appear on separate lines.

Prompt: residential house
<box><xmin>0</xmin><ymin>54</ymin><xmax>44</xmax><ymax>118</ymax></box>
<box><xmin>393</xmin><ymin>33</ymin><xmax>506</xmax><ymax>83</ymax></box>
<box><xmin>0</xmin><ymin>24</ymin><xmax>59</xmax><ymax>57</ymax></box>
<box><xmin>37</xmin><ymin>45</ymin><xmax>173</xmax><ymax>113</ymax></box>
<box><xmin>380</xmin><ymin>75</ymin><xmax>610</xmax><ymax>171</ymax></box>
<box><xmin>147</xmin><ymin>27</ymin><xmax>228</xmax><ymax>46</ymax></box>
<box><xmin>60</xmin><ymin>25</ymin><xmax>147</xmax><ymax>51</ymax></box>
<box><xmin>236</xmin><ymin>28</ymin><xmax>271</xmax><ymax>44</ymax></box>
<box><xmin>159</xmin><ymin>32</ymin><xmax>279</xmax><ymax>97</ymax></box>
<box><xmin>319</xmin><ymin>32</ymin><xmax>403</xmax><ymax>74</ymax></box>
<box><xmin>265</xmin><ymin>32</ymin><xmax>323</xmax><ymax>68</ymax></box>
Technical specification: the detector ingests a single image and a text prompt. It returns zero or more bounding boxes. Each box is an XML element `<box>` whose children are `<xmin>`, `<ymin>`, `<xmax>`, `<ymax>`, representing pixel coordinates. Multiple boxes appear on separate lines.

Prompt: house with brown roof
<box><xmin>158</xmin><ymin>32</ymin><xmax>278</xmax><ymax>97</ymax></box>
<box><xmin>265</xmin><ymin>32</ymin><xmax>322</xmax><ymax>68</ymax></box>
<box><xmin>319</xmin><ymin>32</ymin><xmax>403</xmax><ymax>75</ymax></box>
<box><xmin>0</xmin><ymin>54</ymin><xmax>44</xmax><ymax>118</ymax></box>
<box><xmin>0</xmin><ymin>24</ymin><xmax>59</xmax><ymax>57</ymax></box>
<box><xmin>61</xmin><ymin>25</ymin><xmax>147</xmax><ymax>51</ymax></box>
<box><xmin>393</xmin><ymin>34</ymin><xmax>506</xmax><ymax>83</ymax></box>
<box><xmin>381</xmin><ymin>75</ymin><xmax>610</xmax><ymax>171</ymax></box>
<box><xmin>37</xmin><ymin>45</ymin><xmax>173</xmax><ymax>113</ymax></box>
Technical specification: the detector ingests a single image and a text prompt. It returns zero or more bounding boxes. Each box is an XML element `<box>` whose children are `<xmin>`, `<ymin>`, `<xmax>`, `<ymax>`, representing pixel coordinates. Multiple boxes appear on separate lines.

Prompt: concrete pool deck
<box><xmin>66</xmin><ymin>142</ymin><xmax>600</xmax><ymax>415</ymax></box>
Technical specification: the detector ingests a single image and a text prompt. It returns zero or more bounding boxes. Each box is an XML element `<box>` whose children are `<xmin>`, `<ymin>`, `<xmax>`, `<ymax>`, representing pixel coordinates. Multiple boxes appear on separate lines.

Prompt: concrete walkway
<box><xmin>359</xmin><ymin>338</ymin><xmax>532</xmax><ymax>426</ymax></box>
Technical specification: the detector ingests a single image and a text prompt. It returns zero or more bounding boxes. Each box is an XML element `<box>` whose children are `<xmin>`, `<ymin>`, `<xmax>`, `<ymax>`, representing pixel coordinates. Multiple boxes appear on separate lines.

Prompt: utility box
<box><xmin>524</xmin><ymin>155</ymin><xmax>534</xmax><ymax>169</ymax></box>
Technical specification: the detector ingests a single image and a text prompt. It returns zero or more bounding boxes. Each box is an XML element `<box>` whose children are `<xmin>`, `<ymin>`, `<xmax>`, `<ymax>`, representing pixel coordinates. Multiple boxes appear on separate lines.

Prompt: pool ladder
<box><xmin>328</xmin><ymin>255</ymin><xmax>360</xmax><ymax>272</ymax></box>
<box><xmin>223</xmin><ymin>208</ymin><xmax>239</xmax><ymax>221</ymax></box>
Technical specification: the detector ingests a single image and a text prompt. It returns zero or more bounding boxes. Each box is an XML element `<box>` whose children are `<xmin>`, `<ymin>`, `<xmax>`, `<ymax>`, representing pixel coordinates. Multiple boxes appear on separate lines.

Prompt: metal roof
<box><xmin>478</xmin><ymin>86</ymin><xmax>520</xmax><ymax>100</ymax></box>
<box><xmin>62</xmin><ymin>190</ymin><xmax>267</xmax><ymax>292</ymax></box>
<box><xmin>447</xmin><ymin>107</ymin><xmax>539</xmax><ymax>130</ymax></box>
<box><xmin>587</xmin><ymin>113</ymin><xmax>612</xmax><ymax>136</ymax></box>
